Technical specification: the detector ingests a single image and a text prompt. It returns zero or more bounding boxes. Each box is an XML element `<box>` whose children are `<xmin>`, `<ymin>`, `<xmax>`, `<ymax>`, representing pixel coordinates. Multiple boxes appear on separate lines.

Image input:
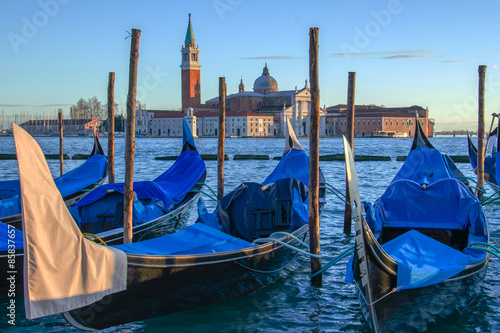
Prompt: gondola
<box><xmin>15</xmin><ymin>120</ymin><xmax>325</xmax><ymax>330</ymax></box>
<box><xmin>344</xmin><ymin>117</ymin><xmax>490</xmax><ymax>332</ymax></box>
<box><xmin>0</xmin><ymin>119</ymin><xmax>205</xmax><ymax>296</ymax></box>
<box><xmin>0</xmin><ymin>132</ymin><xmax>108</xmax><ymax>227</ymax></box>
<box><xmin>68</xmin><ymin>119</ymin><xmax>206</xmax><ymax>245</ymax></box>
<box><xmin>467</xmin><ymin>132</ymin><xmax>499</xmax><ymax>191</ymax></box>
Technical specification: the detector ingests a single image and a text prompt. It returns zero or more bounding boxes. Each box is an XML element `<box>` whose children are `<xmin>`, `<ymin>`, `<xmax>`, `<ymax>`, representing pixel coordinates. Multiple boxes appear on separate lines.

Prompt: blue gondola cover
<box><xmin>113</xmin><ymin>222</ymin><xmax>254</xmax><ymax>255</ymax></box>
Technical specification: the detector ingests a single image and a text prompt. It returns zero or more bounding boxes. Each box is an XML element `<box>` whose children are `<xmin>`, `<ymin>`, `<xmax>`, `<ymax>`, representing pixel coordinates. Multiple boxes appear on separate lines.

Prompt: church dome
<box><xmin>253</xmin><ymin>64</ymin><xmax>278</xmax><ymax>94</ymax></box>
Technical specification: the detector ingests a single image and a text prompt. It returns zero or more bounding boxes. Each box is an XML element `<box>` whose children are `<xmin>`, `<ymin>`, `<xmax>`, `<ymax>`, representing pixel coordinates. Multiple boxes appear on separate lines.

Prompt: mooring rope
<box><xmin>468</xmin><ymin>242</ymin><xmax>500</xmax><ymax>259</ymax></box>
<box><xmin>253</xmin><ymin>231</ymin><xmax>354</xmax><ymax>276</ymax></box>
<box><xmin>322</xmin><ymin>182</ymin><xmax>350</xmax><ymax>205</ymax></box>
<box><xmin>82</xmin><ymin>233</ymin><xmax>108</xmax><ymax>246</ymax></box>
<box><xmin>482</xmin><ymin>190</ymin><xmax>500</xmax><ymax>205</ymax></box>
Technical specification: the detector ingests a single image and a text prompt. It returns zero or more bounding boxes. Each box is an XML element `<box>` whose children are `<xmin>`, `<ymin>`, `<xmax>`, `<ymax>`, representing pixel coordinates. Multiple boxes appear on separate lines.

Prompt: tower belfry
<box><xmin>181</xmin><ymin>13</ymin><xmax>201</xmax><ymax>111</ymax></box>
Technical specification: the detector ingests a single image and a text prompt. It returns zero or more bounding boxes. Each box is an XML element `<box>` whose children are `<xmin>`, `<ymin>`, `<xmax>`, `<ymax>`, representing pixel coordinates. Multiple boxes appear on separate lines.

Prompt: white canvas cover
<box><xmin>13</xmin><ymin>124</ymin><xmax>127</xmax><ymax>320</ymax></box>
<box><xmin>284</xmin><ymin>119</ymin><xmax>304</xmax><ymax>153</ymax></box>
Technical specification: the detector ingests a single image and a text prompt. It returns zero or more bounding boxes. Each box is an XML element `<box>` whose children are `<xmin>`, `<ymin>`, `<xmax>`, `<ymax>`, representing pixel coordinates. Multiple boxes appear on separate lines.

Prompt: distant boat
<box><xmin>345</xmin><ymin>117</ymin><xmax>490</xmax><ymax>332</ymax></box>
<box><xmin>16</xmin><ymin>120</ymin><xmax>326</xmax><ymax>330</ymax></box>
<box><xmin>372</xmin><ymin>130</ymin><xmax>408</xmax><ymax>138</ymax></box>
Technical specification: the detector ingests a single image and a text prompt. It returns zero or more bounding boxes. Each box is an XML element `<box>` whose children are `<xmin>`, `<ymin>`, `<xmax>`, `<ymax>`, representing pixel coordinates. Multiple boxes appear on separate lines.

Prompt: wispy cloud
<box><xmin>441</xmin><ymin>60</ymin><xmax>472</xmax><ymax>63</ymax></box>
<box><xmin>383</xmin><ymin>54</ymin><xmax>442</xmax><ymax>60</ymax></box>
<box><xmin>330</xmin><ymin>49</ymin><xmax>438</xmax><ymax>58</ymax></box>
<box><xmin>476</xmin><ymin>48</ymin><xmax>500</xmax><ymax>52</ymax></box>
<box><xmin>491</xmin><ymin>65</ymin><xmax>500</xmax><ymax>69</ymax></box>
<box><xmin>239</xmin><ymin>55</ymin><xmax>306</xmax><ymax>60</ymax></box>
<box><xmin>0</xmin><ymin>104</ymin><xmax>29</xmax><ymax>107</ymax></box>
<box><xmin>36</xmin><ymin>104</ymin><xmax>72</xmax><ymax>107</ymax></box>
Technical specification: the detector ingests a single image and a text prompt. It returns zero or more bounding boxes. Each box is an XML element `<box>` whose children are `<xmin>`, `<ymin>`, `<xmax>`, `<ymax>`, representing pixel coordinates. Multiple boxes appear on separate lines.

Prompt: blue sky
<box><xmin>1</xmin><ymin>0</ymin><xmax>500</xmax><ymax>130</ymax></box>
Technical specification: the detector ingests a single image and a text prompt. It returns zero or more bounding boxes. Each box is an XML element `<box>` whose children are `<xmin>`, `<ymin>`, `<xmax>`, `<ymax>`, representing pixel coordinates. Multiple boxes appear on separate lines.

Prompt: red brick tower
<box><xmin>181</xmin><ymin>14</ymin><xmax>201</xmax><ymax>112</ymax></box>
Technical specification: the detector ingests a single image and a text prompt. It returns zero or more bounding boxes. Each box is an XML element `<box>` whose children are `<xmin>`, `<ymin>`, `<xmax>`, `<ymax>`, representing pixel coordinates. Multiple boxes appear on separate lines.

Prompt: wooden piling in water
<box><xmin>309</xmin><ymin>27</ymin><xmax>322</xmax><ymax>287</ymax></box>
<box><xmin>58</xmin><ymin>110</ymin><xmax>63</xmax><ymax>176</ymax></box>
<box><xmin>218</xmin><ymin>77</ymin><xmax>226</xmax><ymax>200</ymax></box>
<box><xmin>477</xmin><ymin>65</ymin><xmax>486</xmax><ymax>201</ymax></box>
<box><xmin>123</xmin><ymin>29</ymin><xmax>141</xmax><ymax>244</ymax></box>
<box><xmin>107</xmin><ymin>72</ymin><xmax>115</xmax><ymax>184</ymax></box>
<box><xmin>344</xmin><ymin>72</ymin><xmax>356</xmax><ymax>234</ymax></box>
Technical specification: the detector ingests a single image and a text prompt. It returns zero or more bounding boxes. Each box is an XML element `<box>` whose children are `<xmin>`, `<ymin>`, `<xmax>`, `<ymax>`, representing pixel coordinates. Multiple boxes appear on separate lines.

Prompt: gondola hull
<box><xmin>354</xmin><ymin>237</ymin><xmax>489</xmax><ymax>332</ymax></box>
<box><xmin>0</xmin><ymin>189</ymin><xmax>203</xmax><ymax>296</ymax></box>
<box><xmin>64</xmin><ymin>225</ymin><xmax>310</xmax><ymax>330</ymax></box>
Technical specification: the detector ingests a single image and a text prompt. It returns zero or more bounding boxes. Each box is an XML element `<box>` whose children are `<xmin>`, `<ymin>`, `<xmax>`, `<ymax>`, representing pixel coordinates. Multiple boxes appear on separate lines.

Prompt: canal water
<box><xmin>0</xmin><ymin>136</ymin><xmax>499</xmax><ymax>332</ymax></box>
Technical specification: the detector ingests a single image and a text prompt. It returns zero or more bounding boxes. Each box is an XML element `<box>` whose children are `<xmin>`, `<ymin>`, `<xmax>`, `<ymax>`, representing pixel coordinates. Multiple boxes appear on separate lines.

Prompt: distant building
<box><xmin>134</xmin><ymin>15</ymin><xmax>326</xmax><ymax>137</ymax></box>
<box><xmin>20</xmin><ymin>115</ymin><xmax>101</xmax><ymax>135</ymax></box>
<box><xmin>325</xmin><ymin>105</ymin><xmax>434</xmax><ymax>138</ymax></box>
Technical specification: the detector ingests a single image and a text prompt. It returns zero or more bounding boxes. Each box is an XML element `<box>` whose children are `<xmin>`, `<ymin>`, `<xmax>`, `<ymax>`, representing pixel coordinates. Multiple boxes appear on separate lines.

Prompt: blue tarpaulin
<box><xmin>113</xmin><ymin>222</ymin><xmax>254</xmax><ymax>255</ymax></box>
<box><xmin>54</xmin><ymin>154</ymin><xmax>107</xmax><ymax>198</ymax></box>
<box><xmin>73</xmin><ymin>119</ymin><xmax>206</xmax><ymax>226</ymax></box>
<box><xmin>364</xmin><ymin>178</ymin><xmax>486</xmax><ymax>240</ymax></box>
<box><xmin>0</xmin><ymin>222</ymin><xmax>23</xmax><ymax>252</ymax></box>
<box><xmin>382</xmin><ymin>230</ymin><xmax>484</xmax><ymax>290</ymax></box>
<box><xmin>392</xmin><ymin>147</ymin><xmax>454</xmax><ymax>185</ymax></box>
<box><xmin>0</xmin><ymin>154</ymin><xmax>107</xmax><ymax>219</ymax></box>
<box><xmin>262</xmin><ymin>149</ymin><xmax>310</xmax><ymax>187</ymax></box>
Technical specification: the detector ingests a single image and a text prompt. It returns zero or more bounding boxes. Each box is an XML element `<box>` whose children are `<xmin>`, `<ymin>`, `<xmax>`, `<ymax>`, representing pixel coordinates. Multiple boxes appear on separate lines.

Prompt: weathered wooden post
<box><xmin>309</xmin><ymin>27</ymin><xmax>322</xmax><ymax>287</ymax></box>
<box><xmin>124</xmin><ymin>29</ymin><xmax>141</xmax><ymax>244</ymax></box>
<box><xmin>344</xmin><ymin>72</ymin><xmax>356</xmax><ymax>233</ymax></box>
<box><xmin>218</xmin><ymin>77</ymin><xmax>226</xmax><ymax>200</ymax></box>
<box><xmin>58</xmin><ymin>109</ymin><xmax>63</xmax><ymax>176</ymax></box>
<box><xmin>477</xmin><ymin>65</ymin><xmax>486</xmax><ymax>201</ymax></box>
<box><xmin>107</xmin><ymin>72</ymin><xmax>115</xmax><ymax>184</ymax></box>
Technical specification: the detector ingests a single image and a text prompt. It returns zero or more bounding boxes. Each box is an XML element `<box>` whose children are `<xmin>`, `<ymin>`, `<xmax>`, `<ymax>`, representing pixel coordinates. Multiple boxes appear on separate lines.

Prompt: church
<box><xmin>141</xmin><ymin>14</ymin><xmax>327</xmax><ymax>138</ymax></box>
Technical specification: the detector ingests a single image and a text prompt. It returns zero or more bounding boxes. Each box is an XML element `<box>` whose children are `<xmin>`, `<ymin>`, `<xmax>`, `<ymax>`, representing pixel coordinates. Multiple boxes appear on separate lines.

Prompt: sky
<box><xmin>1</xmin><ymin>0</ymin><xmax>500</xmax><ymax>131</ymax></box>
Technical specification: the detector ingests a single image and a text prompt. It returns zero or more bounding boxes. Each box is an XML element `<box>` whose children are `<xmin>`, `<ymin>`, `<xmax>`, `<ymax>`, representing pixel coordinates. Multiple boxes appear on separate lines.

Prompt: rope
<box><xmin>468</xmin><ymin>242</ymin><xmax>500</xmax><ymax>259</ymax></box>
<box><xmin>322</xmin><ymin>182</ymin><xmax>350</xmax><ymax>205</ymax></box>
<box><xmin>195</xmin><ymin>182</ymin><xmax>218</xmax><ymax>198</ymax></box>
<box><xmin>83</xmin><ymin>233</ymin><xmax>108</xmax><ymax>246</ymax></box>
<box><xmin>310</xmin><ymin>245</ymin><xmax>355</xmax><ymax>278</ymax></box>
<box><xmin>482</xmin><ymin>190</ymin><xmax>500</xmax><ymax>205</ymax></box>
<box><xmin>467</xmin><ymin>185</ymin><xmax>486</xmax><ymax>194</ymax></box>
<box><xmin>253</xmin><ymin>236</ymin><xmax>322</xmax><ymax>258</ymax></box>
<box><xmin>189</xmin><ymin>190</ymin><xmax>217</xmax><ymax>202</ymax></box>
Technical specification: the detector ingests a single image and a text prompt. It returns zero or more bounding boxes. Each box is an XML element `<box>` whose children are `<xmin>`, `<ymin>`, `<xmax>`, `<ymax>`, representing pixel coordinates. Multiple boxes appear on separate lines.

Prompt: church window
<box><xmin>357</xmin><ymin>120</ymin><xmax>360</xmax><ymax>125</ymax></box>
<box><xmin>362</xmin><ymin>120</ymin><xmax>365</xmax><ymax>125</ymax></box>
<box><xmin>396</xmin><ymin>121</ymin><xmax>399</xmax><ymax>126</ymax></box>
<box><xmin>183</xmin><ymin>53</ymin><xmax>188</xmax><ymax>61</ymax></box>
<box><xmin>372</xmin><ymin>120</ymin><xmax>375</xmax><ymax>125</ymax></box>
<box><xmin>257</xmin><ymin>101</ymin><xmax>263</xmax><ymax>107</ymax></box>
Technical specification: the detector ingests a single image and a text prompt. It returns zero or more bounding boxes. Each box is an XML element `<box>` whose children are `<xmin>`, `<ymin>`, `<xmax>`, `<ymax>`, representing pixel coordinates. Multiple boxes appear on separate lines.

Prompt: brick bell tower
<box><xmin>181</xmin><ymin>14</ymin><xmax>201</xmax><ymax>112</ymax></box>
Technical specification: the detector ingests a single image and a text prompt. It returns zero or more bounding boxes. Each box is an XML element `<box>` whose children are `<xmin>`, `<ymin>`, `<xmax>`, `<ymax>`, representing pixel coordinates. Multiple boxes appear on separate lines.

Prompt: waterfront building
<box><xmin>326</xmin><ymin>104</ymin><xmax>434</xmax><ymax>138</ymax></box>
<box><xmin>20</xmin><ymin>115</ymin><xmax>101</xmax><ymax>135</ymax></box>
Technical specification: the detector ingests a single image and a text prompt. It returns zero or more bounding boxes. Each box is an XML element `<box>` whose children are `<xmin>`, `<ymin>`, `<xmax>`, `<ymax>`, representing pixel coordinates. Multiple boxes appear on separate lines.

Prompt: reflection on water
<box><xmin>0</xmin><ymin>136</ymin><xmax>498</xmax><ymax>332</ymax></box>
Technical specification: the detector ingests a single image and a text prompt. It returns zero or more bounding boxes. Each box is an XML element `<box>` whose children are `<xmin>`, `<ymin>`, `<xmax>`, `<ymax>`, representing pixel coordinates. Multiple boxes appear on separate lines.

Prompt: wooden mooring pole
<box><xmin>107</xmin><ymin>72</ymin><xmax>115</xmax><ymax>184</ymax></box>
<box><xmin>58</xmin><ymin>109</ymin><xmax>63</xmax><ymax>176</ymax></box>
<box><xmin>123</xmin><ymin>29</ymin><xmax>141</xmax><ymax>244</ymax></box>
<box><xmin>309</xmin><ymin>27</ymin><xmax>322</xmax><ymax>287</ymax></box>
<box><xmin>477</xmin><ymin>65</ymin><xmax>486</xmax><ymax>201</ymax></box>
<box><xmin>217</xmin><ymin>77</ymin><xmax>226</xmax><ymax>200</ymax></box>
<box><xmin>344</xmin><ymin>72</ymin><xmax>356</xmax><ymax>234</ymax></box>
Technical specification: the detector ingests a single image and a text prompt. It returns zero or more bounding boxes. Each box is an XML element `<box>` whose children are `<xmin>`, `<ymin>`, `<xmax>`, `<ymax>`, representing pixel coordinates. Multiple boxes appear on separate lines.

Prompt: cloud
<box><xmin>35</xmin><ymin>104</ymin><xmax>73</xmax><ymax>107</ymax></box>
<box><xmin>239</xmin><ymin>55</ymin><xmax>306</xmax><ymax>60</ymax></box>
<box><xmin>329</xmin><ymin>49</ymin><xmax>437</xmax><ymax>58</ymax></box>
<box><xmin>491</xmin><ymin>65</ymin><xmax>500</xmax><ymax>69</ymax></box>
<box><xmin>383</xmin><ymin>54</ymin><xmax>442</xmax><ymax>60</ymax></box>
<box><xmin>476</xmin><ymin>48</ymin><xmax>500</xmax><ymax>52</ymax></box>
<box><xmin>0</xmin><ymin>104</ymin><xmax>29</xmax><ymax>107</ymax></box>
<box><xmin>441</xmin><ymin>60</ymin><xmax>472</xmax><ymax>63</ymax></box>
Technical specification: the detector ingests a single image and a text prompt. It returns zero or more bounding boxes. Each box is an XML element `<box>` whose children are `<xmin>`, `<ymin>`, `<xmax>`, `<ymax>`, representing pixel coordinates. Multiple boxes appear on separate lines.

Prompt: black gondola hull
<box><xmin>64</xmin><ymin>225</ymin><xmax>310</xmax><ymax>330</ymax></box>
<box><xmin>356</xmin><ymin>263</ymin><xmax>488</xmax><ymax>332</ymax></box>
